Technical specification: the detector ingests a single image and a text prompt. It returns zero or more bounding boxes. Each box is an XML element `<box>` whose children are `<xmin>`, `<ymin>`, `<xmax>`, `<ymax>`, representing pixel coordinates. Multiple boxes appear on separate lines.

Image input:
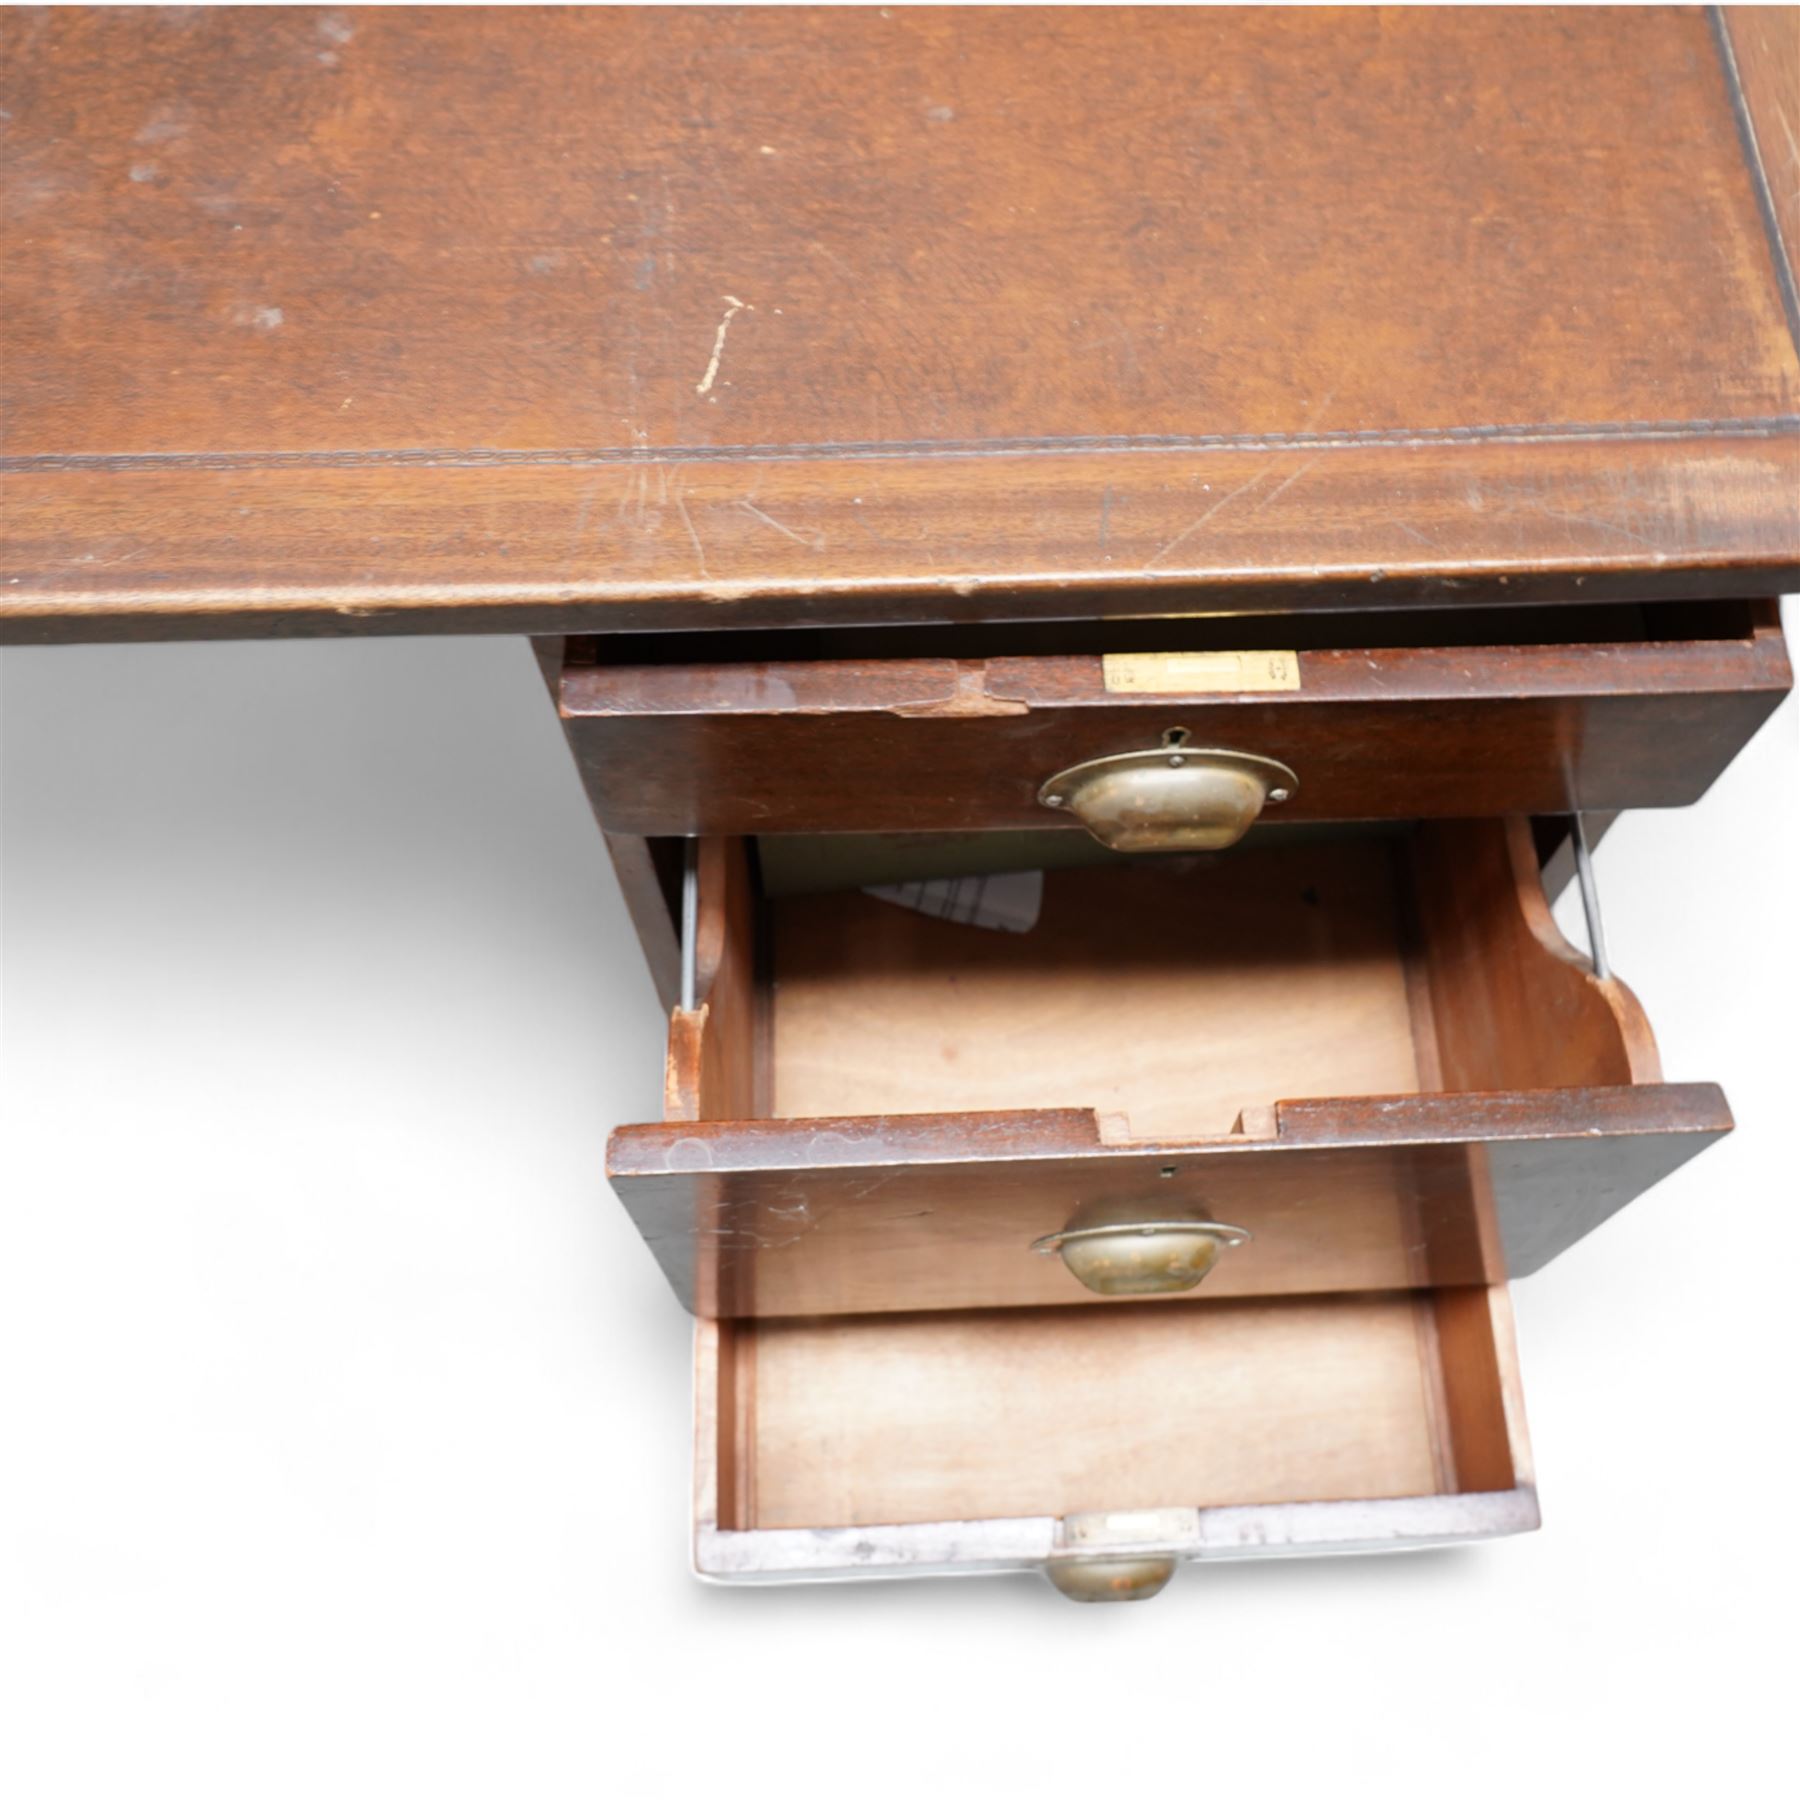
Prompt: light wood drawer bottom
<box><xmin>696</xmin><ymin>1281</ymin><xmax>1535</xmax><ymax>1597</ymax></box>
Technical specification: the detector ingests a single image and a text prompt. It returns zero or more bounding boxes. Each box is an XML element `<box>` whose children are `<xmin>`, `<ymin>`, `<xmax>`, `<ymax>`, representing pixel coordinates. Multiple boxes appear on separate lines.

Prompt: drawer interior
<box><xmin>698</xmin><ymin>1281</ymin><xmax>1536</xmax><ymax>1580</ymax></box>
<box><xmin>769</xmin><ymin>833</ymin><xmax>1432</xmax><ymax>1139</ymax></box>
<box><xmin>698</xmin><ymin>813</ymin><xmax>1661</xmax><ymax>1130</ymax></box>
<box><xmin>713</xmin><ymin>1287</ymin><xmax>1517</xmax><ymax>1530</ymax></box>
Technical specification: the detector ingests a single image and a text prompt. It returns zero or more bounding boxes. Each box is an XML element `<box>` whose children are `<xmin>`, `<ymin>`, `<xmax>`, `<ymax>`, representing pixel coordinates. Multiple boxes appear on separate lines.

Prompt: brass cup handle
<box><xmin>1032</xmin><ymin>1219</ymin><xmax>1251</xmax><ymax>1297</ymax></box>
<box><xmin>1044</xmin><ymin>1557</ymin><xmax>1179</xmax><ymax>1603</ymax></box>
<box><xmin>1037</xmin><ymin>746</ymin><xmax>1297</xmax><ymax>853</ymax></box>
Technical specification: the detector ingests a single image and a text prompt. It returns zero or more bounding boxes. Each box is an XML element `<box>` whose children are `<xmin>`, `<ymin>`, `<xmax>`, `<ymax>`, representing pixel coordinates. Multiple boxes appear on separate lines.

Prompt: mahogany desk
<box><xmin>3</xmin><ymin>6</ymin><xmax>1796</xmax><ymax>1599</ymax></box>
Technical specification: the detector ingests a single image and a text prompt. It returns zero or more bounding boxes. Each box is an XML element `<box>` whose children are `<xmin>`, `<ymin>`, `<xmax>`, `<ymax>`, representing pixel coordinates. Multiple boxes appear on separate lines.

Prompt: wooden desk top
<box><xmin>2</xmin><ymin>6</ymin><xmax>1796</xmax><ymax>641</ymax></box>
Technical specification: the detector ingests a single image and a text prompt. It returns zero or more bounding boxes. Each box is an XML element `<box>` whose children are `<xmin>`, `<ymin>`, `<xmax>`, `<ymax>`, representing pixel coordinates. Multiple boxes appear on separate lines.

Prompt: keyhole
<box><xmin>1161</xmin><ymin>727</ymin><xmax>1190</xmax><ymax>749</ymax></box>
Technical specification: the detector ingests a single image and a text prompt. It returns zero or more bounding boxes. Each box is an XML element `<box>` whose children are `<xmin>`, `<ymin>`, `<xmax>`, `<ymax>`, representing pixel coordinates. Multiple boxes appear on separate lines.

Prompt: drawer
<box><xmin>561</xmin><ymin>600</ymin><xmax>1790</xmax><ymax>841</ymax></box>
<box><xmin>607</xmin><ymin>818</ymin><xmax>1729</xmax><ymax>1318</ymax></box>
<box><xmin>604</xmin><ymin>814</ymin><xmax>1727</xmax><ymax>1595</ymax></box>
<box><xmin>695</xmin><ymin>1283</ymin><xmax>1537</xmax><ymax>1594</ymax></box>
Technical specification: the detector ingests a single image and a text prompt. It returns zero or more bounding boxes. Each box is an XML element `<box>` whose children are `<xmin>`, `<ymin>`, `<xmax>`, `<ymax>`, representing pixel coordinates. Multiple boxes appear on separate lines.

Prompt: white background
<box><xmin>2</xmin><ymin>620</ymin><xmax>1794</xmax><ymax>1799</ymax></box>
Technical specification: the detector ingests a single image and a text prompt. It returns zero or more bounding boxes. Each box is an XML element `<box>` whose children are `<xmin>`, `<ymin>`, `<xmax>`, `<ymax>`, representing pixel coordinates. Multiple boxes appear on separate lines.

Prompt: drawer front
<box><xmin>607</xmin><ymin>818</ymin><xmax>1731</xmax><ymax>1318</ymax></box>
<box><xmin>613</xmin><ymin>1089</ymin><xmax>1727</xmax><ymax>1318</ymax></box>
<box><xmin>562</xmin><ymin>611</ymin><xmax>1789</xmax><ymax>837</ymax></box>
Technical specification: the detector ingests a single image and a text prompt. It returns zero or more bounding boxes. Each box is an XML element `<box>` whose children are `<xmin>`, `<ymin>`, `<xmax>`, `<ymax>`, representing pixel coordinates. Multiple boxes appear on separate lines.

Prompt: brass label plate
<box><xmin>1102</xmin><ymin>650</ymin><xmax>1301</xmax><ymax>694</ymax></box>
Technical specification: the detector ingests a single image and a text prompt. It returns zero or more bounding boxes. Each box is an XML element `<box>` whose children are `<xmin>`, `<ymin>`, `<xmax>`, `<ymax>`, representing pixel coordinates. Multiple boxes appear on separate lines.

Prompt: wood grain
<box><xmin>2</xmin><ymin>6</ymin><xmax>1795</xmax><ymax>639</ymax></box>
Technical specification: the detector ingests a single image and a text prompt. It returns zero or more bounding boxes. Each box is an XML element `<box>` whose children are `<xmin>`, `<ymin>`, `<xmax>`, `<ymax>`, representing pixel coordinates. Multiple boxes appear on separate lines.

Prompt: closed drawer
<box><xmin>607</xmin><ymin>818</ymin><xmax>1728</xmax><ymax>1318</ymax></box>
<box><xmin>561</xmin><ymin>601</ymin><xmax>1789</xmax><ymax>840</ymax></box>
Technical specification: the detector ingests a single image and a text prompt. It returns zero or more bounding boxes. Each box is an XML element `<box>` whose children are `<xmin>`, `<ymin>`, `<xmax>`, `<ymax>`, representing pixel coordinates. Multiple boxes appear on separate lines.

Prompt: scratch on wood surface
<box><xmin>695</xmin><ymin>295</ymin><xmax>748</xmax><ymax>397</ymax></box>
<box><xmin>735</xmin><ymin>498</ymin><xmax>822</xmax><ymax>550</ymax></box>
<box><xmin>1257</xmin><ymin>456</ymin><xmax>1318</xmax><ymax>508</ymax></box>
<box><xmin>1146</xmin><ymin>470</ymin><xmax>1267</xmax><ymax>566</ymax></box>
<box><xmin>616</xmin><ymin>435</ymin><xmax>649</xmax><ymax>527</ymax></box>
<box><xmin>673</xmin><ymin>485</ymin><xmax>710</xmax><ymax>576</ymax></box>
<box><xmin>564</xmin><ymin>475</ymin><xmax>603</xmax><ymax>568</ymax></box>
<box><xmin>1776</xmin><ymin>94</ymin><xmax>1797</xmax><ymax>172</ymax></box>
<box><xmin>1521</xmin><ymin>499</ymin><xmax>1659</xmax><ymax>550</ymax></box>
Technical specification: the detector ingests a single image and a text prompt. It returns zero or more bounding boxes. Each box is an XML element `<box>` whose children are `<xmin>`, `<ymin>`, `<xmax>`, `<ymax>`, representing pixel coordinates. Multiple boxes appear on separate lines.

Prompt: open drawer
<box><xmin>561</xmin><ymin>600</ymin><xmax>1789</xmax><ymax>841</ymax></box>
<box><xmin>607</xmin><ymin>818</ymin><xmax>1729</xmax><ymax>1318</ymax></box>
<box><xmin>695</xmin><ymin>1282</ymin><xmax>1537</xmax><ymax>1594</ymax></box>
<box><xmin>605</xmin><ymin>813</ymin><xmax>1727</xmax><ymax>1596</ymax></box>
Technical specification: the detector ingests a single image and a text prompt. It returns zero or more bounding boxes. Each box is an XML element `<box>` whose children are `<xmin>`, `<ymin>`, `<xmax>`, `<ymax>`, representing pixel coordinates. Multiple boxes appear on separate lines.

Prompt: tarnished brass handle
<box><xmin>1037</xmin><ymin>746</ymin><xmax>1296</xmax><ymax>852</ymax></box>
<box><xmin>1032</xmin><ymin>1219</ymin><xmax>1251</xmax><ymax>1297</ymax></box>
<box><xmin>1045</xmin><ymin>1509</ymin><xmax>1192</xmax><ymax>1601</ymax></box>
<box><xmin>1044</xmin><ymin>1557</ymin><xmax>1178</xmax><ymax>1603</ymax></box>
